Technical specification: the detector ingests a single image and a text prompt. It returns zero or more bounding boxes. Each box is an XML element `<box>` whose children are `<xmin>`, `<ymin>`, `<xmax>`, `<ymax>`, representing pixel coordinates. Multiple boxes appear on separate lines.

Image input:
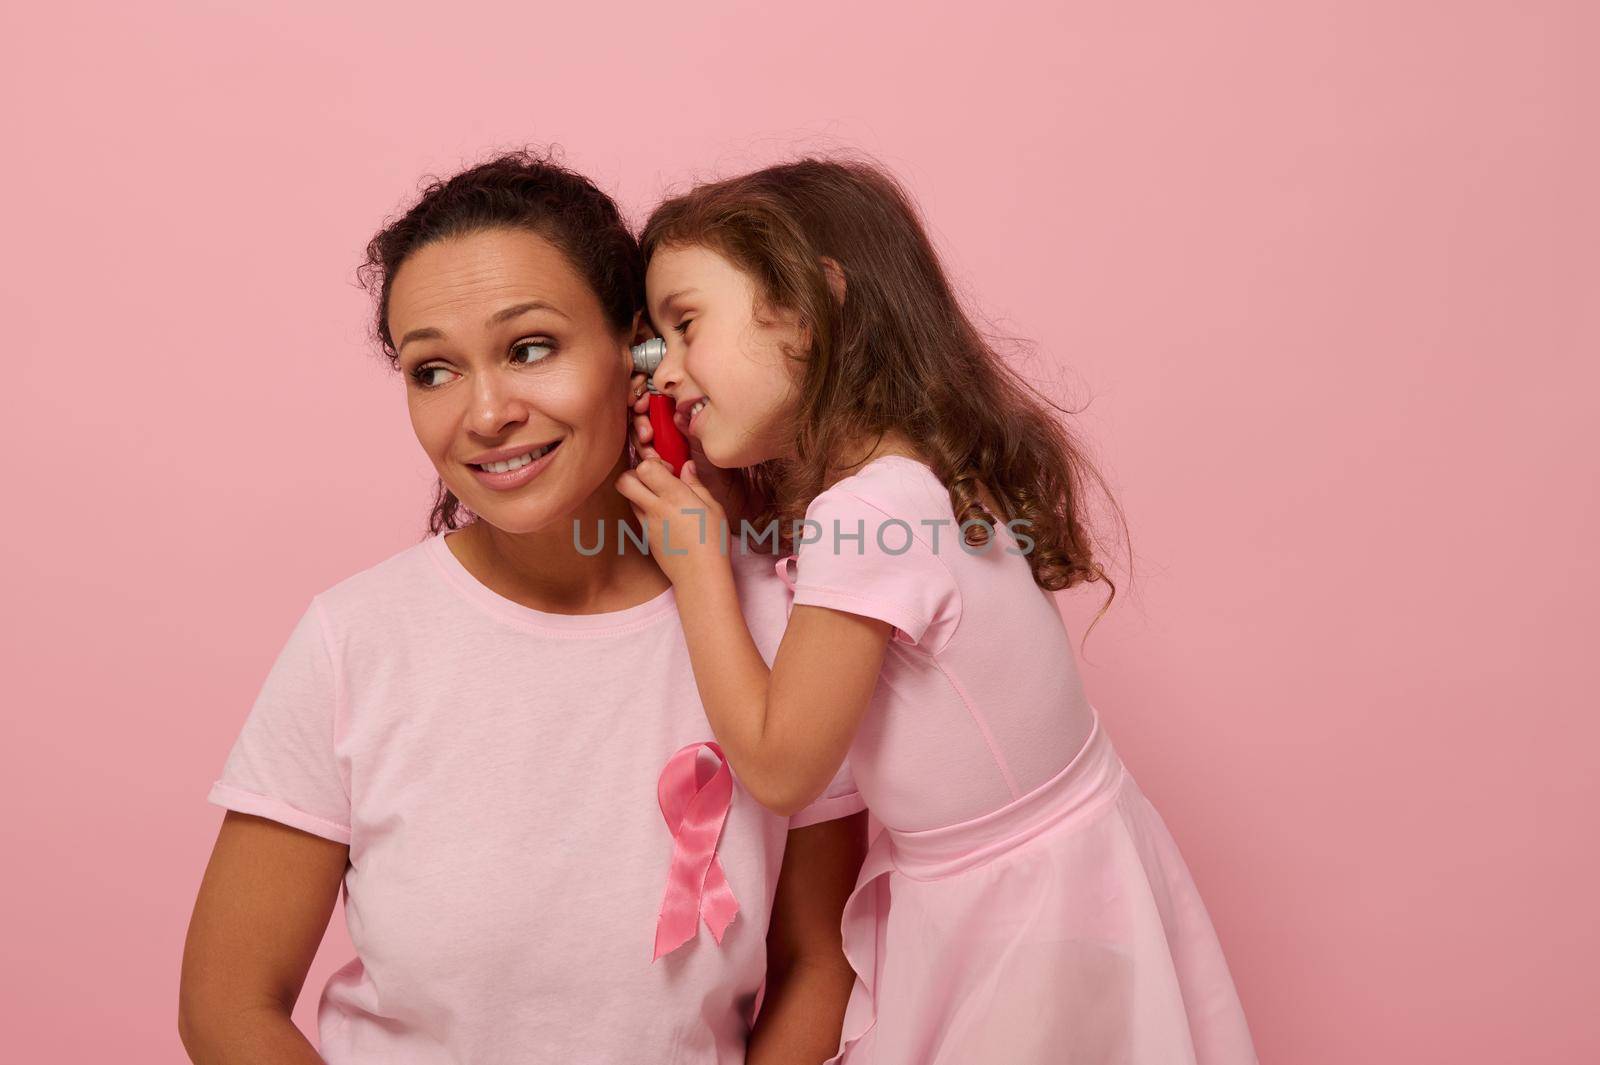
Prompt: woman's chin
<box><xmin>449</xmin><ymin>487</ymin><xmax>563</xmax><ymax>537</ymax></box>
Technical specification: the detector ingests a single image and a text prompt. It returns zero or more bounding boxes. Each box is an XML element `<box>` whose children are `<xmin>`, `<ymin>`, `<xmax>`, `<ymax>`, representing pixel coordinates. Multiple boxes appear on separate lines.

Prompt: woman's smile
<box><xmin>466</xmin><ymin>437</ymin><xmax>564</xmax><ymax>491</ymax></box>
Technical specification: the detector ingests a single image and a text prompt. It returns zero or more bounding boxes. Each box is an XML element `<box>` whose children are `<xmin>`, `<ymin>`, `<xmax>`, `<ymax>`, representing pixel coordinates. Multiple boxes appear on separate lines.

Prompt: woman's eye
<box><xmin>673</xmin><ymin>318</ymin><xmax>693</xmax><ymax>336</ymax></box>
<box><xmin>411</xmin><ymin>365</ymin><xmax>454</xmax><ymax>388</ymax></box>
<box><xmin>512</xmin><ymin>338</ymin><xmax>556</xmax><ymax>364</ymax></box>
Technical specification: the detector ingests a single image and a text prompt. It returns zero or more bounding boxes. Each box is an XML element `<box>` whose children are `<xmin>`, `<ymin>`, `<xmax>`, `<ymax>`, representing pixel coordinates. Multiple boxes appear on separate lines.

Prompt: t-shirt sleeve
<box><xmin>788</xmin><ymin>487</ymin><xmax>962</xmax><ymax>653</ymax></box>
<box><xmin>787</xmin><ymin>754</ymin><xmax>868</xmax><ymax>829</ymax></box>
<box><xmin>206</xmin><ymin>597</ymin><xmax>352</xmax><ymax>844</ymax></box>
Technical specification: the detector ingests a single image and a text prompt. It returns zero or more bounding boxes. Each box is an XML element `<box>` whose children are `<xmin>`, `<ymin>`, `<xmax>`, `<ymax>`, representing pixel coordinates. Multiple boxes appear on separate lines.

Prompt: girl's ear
<box><xmin>820</xmin><ymin>256</ymin><xmax>847</xmax><ymax>307</ymax></box>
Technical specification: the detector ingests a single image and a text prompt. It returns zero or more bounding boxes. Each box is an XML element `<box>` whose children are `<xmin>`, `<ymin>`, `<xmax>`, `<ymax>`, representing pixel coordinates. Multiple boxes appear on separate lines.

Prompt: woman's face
<box><xmin>389</xmin><ymin>227</ymin><xmax>634</xmax><ymax>535</ymax></box>
<box><xmin>644</xmin><ymin>242</ymin><xmax>804</xmax><ymax>468</ymax></box>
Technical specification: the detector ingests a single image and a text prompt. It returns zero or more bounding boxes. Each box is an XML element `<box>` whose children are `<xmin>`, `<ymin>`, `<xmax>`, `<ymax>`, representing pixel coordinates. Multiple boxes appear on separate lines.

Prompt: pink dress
<box><xmin>776</xmin><ymin>455</ymin><xmax>1257</xmax><ymax>1064</ymax></box>
<box><xmin>207</xmin><ymin>531</ymin><xmax>864</xmax><ymax>1064</ymax></box>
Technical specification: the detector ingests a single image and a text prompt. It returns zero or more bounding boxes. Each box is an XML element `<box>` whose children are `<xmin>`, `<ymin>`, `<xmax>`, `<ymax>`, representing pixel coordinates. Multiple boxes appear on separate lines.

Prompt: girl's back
<box><xmin>783</xmin><ymin>453</ymin><xmax>1096</xmax><ymax>832</ymax></box>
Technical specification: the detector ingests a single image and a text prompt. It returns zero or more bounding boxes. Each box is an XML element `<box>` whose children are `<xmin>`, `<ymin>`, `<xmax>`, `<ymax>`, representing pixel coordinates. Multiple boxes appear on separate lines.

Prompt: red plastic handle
<box><xmin>647</xmin><ymin>393</ymin><xmax>690</xmax><ymax>475</ymax></box>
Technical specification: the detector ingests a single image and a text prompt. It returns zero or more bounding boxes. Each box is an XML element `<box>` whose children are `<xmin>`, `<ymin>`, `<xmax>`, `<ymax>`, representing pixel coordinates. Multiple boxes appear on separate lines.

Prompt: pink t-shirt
<box><xmin>208</xmin><ymin>530</ymin><xmax>864</xmax><ymax>1064</ymax></box>
<box><xmin>782</xmin><ymin>454</ymin><xmax>1097</xmax><ymax>833</ymax></box>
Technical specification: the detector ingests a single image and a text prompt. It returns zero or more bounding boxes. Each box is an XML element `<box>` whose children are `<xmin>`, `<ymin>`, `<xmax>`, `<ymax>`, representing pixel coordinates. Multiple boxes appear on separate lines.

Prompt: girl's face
<box><xmin>644</xmin><ymin>243</ymin><xmax>804</xmax><ymax>468</ymax></box>
<box><xmin>388</xmin><ymin>227</ymin><xmax>634</xmax><ymax>535</ymax></box>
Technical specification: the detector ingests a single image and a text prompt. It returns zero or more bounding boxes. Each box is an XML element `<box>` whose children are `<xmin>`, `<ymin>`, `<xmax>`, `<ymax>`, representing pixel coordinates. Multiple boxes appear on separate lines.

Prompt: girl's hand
<box><xmin>626</xmin><ymin>373</ymin><xmax>743</xmax><ymax>524</ymax></box>
<box><xmin>615</xmin><ymin>458</ymin><xmax>732</xmax><ymax>586</ymax></box>
<box><xmin>627</xmin><ymin>372</ymin><xmax>658</xmax><ymax>462</ymax></box>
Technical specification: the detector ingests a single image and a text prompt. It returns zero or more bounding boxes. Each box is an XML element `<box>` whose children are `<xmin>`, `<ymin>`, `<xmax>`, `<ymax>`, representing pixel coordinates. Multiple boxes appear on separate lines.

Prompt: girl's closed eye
<box><xmin>673</xmin><ymin>317</ymin><xmax>693</xmax><ymax>337</ymax></box>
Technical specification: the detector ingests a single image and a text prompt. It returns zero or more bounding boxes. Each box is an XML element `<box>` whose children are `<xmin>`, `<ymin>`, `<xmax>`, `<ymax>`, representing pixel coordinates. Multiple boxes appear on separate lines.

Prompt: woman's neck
<box><xmin>446</xmin><ymin>482</ymin><xmax>669</xmax><ymax>616</ymax></box>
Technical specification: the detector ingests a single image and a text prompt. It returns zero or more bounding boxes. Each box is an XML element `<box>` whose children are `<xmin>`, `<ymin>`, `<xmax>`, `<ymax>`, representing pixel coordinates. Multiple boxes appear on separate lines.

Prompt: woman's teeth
<box><xmin>477</xmin><ymin>441</ymin><xmax>557</xmax><ymax>473</ymax></box>
<box><xmin>688</xmin><ymin>399</ymin><xmax>709</xmax><ymax>418</ymax></box>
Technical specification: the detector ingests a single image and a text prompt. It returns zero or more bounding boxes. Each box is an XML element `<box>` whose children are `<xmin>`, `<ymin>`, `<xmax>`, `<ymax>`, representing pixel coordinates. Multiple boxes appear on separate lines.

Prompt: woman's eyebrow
<box><xmin>488</xmin><ymin>300</ymin><xmax>569</xmax><ymax>325</ymax></box>
<box><xmin>397</xmin><ymin>301</ymin><xmax>570</xmax><ymax>355</ymax></box>
<box><xmin>397</xmin><ymin>326</ymin><xmax>443</xmax><ymax>353</ymax></box>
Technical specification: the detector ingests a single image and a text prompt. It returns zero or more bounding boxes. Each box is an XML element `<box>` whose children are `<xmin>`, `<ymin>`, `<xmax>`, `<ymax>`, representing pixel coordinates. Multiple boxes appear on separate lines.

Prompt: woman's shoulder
<box><xmin>305</xmin><ymin>533</ymin><xmax>443</xmax><ymax>629</ymax></box>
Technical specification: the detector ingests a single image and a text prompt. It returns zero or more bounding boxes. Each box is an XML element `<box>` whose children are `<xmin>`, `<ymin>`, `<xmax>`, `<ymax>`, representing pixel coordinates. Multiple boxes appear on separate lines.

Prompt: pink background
<box><xmin>3</xmin><ymin>2</ymin><xmax>1595</xmax><ymax>1061</ymax></box>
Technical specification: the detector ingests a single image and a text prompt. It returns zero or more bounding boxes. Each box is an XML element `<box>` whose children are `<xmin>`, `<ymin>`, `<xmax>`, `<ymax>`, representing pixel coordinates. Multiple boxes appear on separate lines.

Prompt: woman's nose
<box><xmin>467</xmin><ymin>370</ymin><xmax>529</xmax><ymax>436</ymax></box>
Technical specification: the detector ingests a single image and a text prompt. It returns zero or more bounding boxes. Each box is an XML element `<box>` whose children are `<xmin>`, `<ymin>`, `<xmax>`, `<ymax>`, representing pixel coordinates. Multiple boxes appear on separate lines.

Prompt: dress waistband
<box><xmin>883</xmin><ymin>708</ymin><xmax>1127</xmax><ymax>880</ymax></box>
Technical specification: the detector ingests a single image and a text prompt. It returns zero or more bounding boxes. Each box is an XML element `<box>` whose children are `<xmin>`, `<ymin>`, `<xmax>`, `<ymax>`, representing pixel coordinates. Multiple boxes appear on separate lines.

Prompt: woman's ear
<box><xmin>622</xmin><ymin>309</ymin><xmax>653</xmax><ymax>375</ymax></box>
<box><xmin>820</xmin><ymin>256</ymin><xmax>847</xmax><ymax>307</ymax></box>
<box><xmin>631</xmin><ymin>309</ymin><xmax>656</xmax><ymax>346</ymax></box>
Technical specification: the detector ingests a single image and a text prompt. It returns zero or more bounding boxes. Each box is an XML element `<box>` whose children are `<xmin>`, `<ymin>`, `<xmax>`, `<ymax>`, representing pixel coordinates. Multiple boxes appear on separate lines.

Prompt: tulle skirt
<box><xmin>826</xmin><ymin>711</ymin><xmax>1257</xmax><ymax>1065</ymax></box>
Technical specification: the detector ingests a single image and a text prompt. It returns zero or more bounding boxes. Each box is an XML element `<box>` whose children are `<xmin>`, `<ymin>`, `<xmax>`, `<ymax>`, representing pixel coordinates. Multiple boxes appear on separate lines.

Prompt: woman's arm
<box><xmin>747</xmin><ymin>812</ymin><xmax>868</xmax><ymax>1065</ymax></box>
<box><xmin>178</xmin><ymin>811</ymin><xmax>348</xmax><ymax>1064</ymax></box>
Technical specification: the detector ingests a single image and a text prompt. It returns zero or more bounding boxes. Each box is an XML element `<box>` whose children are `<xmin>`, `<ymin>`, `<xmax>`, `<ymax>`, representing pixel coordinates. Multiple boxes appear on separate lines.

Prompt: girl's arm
<box><xmin>675</xmin><ymin>564</ymin><xmax>890</xmax><ymax>816</ymax></box>
<box><xmin>179</xmin><ymin>811</ymin><xmax>346</xmax><ymax>1064</ymax></box>
<box><xmin>747</xmin><ymin>812</ymin><xmax>868</xmax><ymax>1065</ymax></box>
<box><xmin>619</xmin><ymin>458</ymin><xmax>893</xmax><ymax>815</ymax></box>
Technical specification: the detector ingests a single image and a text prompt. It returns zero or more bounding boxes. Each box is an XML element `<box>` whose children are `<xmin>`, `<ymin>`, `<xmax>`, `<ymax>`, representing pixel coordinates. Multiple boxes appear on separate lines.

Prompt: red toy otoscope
<box><xmin>630</xmin><ymin>337</ymin><xmax>691</xmax><ymax>475</ymax></box>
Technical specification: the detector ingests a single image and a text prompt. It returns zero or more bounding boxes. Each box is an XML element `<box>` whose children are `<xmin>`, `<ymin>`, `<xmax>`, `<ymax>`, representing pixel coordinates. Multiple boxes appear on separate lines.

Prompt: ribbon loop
<box><xmin>774</xmin><ymin>553</ymin><xmax>798</xmax><ymax>592</ymax></box>
<box><xmin>653</xmin><ymin>740</ymin><xmax>741</xmax><ymax>960</ymax></box>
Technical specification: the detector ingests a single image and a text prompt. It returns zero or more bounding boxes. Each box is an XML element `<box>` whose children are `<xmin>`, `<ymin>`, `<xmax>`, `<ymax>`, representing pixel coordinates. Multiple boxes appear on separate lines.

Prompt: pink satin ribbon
<box><xmin>653</xmin><ymin>740</ymin><xmax>741</xmax><ymax>960</ymax></box>
<box><xmin>774</xmin><ymin>553</ymin><xmax>798</xmax><ymax>592</ymax></box>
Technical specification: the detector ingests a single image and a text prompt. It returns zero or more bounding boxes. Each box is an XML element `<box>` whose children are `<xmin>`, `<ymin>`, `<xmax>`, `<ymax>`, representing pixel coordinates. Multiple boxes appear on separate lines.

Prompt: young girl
<box><xmin>616</xmin><ymin>159</ymin><xmax>1257</xmax><ymax>1064</ymax></box>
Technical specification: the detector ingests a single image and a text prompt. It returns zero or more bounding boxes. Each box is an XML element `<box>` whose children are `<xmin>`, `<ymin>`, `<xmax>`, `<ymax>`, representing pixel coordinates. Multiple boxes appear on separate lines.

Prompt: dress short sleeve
<box><xmin>206</xmin><ymin>597</ymin><xmax>352</xmax><ymax>844</ymax></box>
<box><xmin>786</xmin><ymin>755</ymin><xmax>868</xmax><ymax>829</ymax></box>
<box><xmin>787</xmin><ymin>487</ymin><xmax>962</xmax><ymax>653</ymax></box>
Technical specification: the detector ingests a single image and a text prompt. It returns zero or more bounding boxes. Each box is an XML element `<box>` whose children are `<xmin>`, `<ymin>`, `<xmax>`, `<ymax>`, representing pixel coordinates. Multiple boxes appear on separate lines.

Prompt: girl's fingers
<box><xmin>632</xmin><ymin>457</ymin><xmax>679</xmax><ymax>491</ymax></box>
<box><xmin>679</xmin><ymin>461</ymin><xmax>721</xmax><ymax>511</ymax></box>
<box><xmin>680</xmin><ymin>460</ymin><xmax>710</xmax><ymax>498</ymax></box>
<box><xmin>614</xmin><ymin>470</ymin><xmax>653</xmax><ymax>509</ymax></box>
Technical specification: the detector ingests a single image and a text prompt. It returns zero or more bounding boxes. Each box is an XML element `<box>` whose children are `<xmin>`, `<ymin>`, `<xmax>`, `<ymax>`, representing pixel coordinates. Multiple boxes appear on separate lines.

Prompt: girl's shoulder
<box><xmin>815</xmin><ymin>452</ymin><xmax>1010</xmax><ymax>536</ymax></box>
<box><xmin>810</xmin><ymin>453</ymin><xmax>952</xmax><ymax>524</ymax></box>
<box><xmin>792</xmin><ymin>452</ymin><xmax>967</xmax><ymax>653</ymax></box>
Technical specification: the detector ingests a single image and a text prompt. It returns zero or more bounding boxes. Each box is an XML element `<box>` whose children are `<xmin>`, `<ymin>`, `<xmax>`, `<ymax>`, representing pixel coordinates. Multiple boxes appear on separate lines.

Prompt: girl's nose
<box><xmin>653</xmin><ymin>338</ymin><xmax>686</xmax><ymax>399</ymax></box>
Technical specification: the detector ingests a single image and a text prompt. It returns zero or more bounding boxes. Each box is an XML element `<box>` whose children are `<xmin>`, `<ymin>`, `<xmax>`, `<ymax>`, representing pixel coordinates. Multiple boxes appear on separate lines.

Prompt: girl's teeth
<box><xmin>480</xmin><ymin>442</ymin><xmax>554</xmax><ymax>473</ymax></box>
<box><xmin>690</xmin><ymin>399</ymin><xmax>708</xmax><ymax>417</ymax></box>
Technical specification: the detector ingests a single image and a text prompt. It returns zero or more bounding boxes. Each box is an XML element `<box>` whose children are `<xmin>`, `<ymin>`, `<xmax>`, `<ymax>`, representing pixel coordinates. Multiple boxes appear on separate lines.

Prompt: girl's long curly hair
<box><xmin>641</xmin><ymin>158</ymin><xmax>1125</xmax><ymax>608</ymax></box>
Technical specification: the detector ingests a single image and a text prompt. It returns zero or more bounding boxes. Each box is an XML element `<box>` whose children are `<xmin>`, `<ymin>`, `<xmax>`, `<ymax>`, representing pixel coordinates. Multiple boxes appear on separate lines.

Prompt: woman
<box><xmin>177</xmin><ymin>151</ymin><xmax>868</xmax><ymax>1065</ymax></box>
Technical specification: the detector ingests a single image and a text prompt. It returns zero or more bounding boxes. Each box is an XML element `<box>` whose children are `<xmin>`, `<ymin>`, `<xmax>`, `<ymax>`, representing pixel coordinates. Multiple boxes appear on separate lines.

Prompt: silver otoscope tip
<box><xmin>631</xmin><ymin>337</ymin><xmax>666</xmax><ymax>374</ymax></box>
<box><xmin>631</xmin><ymin>337</ymin><xmax>668</xmax><ymax>395</ymax></box>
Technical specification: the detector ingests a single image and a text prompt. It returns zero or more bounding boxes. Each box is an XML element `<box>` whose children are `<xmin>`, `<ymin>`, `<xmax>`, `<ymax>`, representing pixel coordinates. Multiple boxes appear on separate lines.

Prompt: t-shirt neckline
<box><xmin>424</xmin><ymin>528</ymin><xmax>678</xmax><ymax>634</ymax></box>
